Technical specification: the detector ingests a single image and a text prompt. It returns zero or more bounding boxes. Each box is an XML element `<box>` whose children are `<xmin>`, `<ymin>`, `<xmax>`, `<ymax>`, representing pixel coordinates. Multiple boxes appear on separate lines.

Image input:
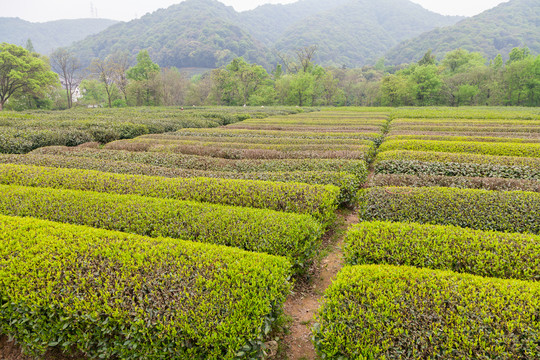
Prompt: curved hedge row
<box><xmin>344</xmin><ymin>221</ymin><xmax>540</xmax><ymax>280</ymax></box>
<box><xmin>0</xmin><ymin>184</ymin><xmax>322</xmax><ymax>271</ymax></box>
<box><xmin>0</xmin><ymin>215</ymin><xmax>292</xmax><ymax>359</ymax></box>
<box><xmin>31</xmin><ymin>147</ymin><xmax>369</xmax><ymax>181</ymax></box>
<box><xmin>369</xmin><ymin>174</ymin><xmax>540</xmax><ymax>192</ymax></box>
<box><xmin>0</xmin><ymin>164</ymin><xmax>340</xmax><ymax>226</ymax></box>
<box><xmin>0</xmin><ymin>155</ymin><xmax>360</xmax><ymax>206</ymax></box>
<box><xmin>313</xmin><ymin>265</ymin><xmax>540</xmax><ymax>359</ymax></box>
<box><xmin>140</xmin><ymin>134</ymin><xmax>375</xmax><ymax>145</ymax></box>
<box><xmin>359</xmin><ymin>187</ymin><xmax>540</xmax><ymax>234</ymax></box>
<box><xmin>379</xmin><ymin>139</ymin><xmax>540</xmax><ymax>157</ymax></box>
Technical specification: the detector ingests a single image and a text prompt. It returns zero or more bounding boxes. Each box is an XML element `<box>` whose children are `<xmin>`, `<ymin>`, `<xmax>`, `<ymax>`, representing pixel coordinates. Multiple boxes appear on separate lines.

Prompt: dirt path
<box><xmin>281</xmin><ymin>210</ymin><xmax>359</xmax><ymax>360</ymax></box>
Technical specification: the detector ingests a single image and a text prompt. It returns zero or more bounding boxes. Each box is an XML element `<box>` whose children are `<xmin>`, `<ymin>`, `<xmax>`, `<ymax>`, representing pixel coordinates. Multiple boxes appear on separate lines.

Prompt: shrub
<box><xmin>379</xmin><ymin>139</ymin><xmax>540</xmax><ymax>158</ymax></box>
<box><xmin>0</xmin><ymin>215</ymin><xmax>291</xmax><ymax>359</ymax></box>
<box><xmin>368</xmin><ymin>174</ymin><xmax>540</xmax><ymax>192</ymax></box>
<box><xmin>344</xmin><ymin>221</ymin><xmax>540</xmax><ymax>280</ymax></box>
<box><xmin>359</xmin><ymin>186</ymin><xmax>540</xmax><ymax>234</ymax></box>
<box><xmin>313</xmin><ymin>265</ymin><xmax>540</xmax><ymax>359</ymax></box>
<box><xmin>0</xmin><ymin>164</ymin><xmax>340</xmax><ymax>225</ymax></box>
<box><xmin>0</xmin><ymin>155</ymin><xmax>360</xmax><ymax>206</ymax></box>
<box><xmin>0</xmin><ymin>184</ymin><xmax>322</xmax><ymax>271</ymax></box>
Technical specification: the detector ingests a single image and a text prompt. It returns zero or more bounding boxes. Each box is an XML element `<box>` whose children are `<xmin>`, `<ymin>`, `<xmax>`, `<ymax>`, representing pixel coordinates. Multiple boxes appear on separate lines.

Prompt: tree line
<box><xmin>1</xmin><ymin>42</ymin><xmax>538</xmax><ymax>111</ymax></box>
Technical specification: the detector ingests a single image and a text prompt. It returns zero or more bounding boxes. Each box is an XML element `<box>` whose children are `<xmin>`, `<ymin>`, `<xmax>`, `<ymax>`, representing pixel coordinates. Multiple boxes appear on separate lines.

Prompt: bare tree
<box><xmin>296</xmin><ymin>45</ymin><xmax>318</xmax><ymax>73</ymax></box>
<box><xmin>109</xmin><ymin>51</ymin><xmax>130</xmax><ymax>102</ymax></box>
<box><xmin>276</xmin><ymin>45</ymin><xmax>318</xmax><ymax>74</ymax></box>
<box><xmin>89</xmin><ymin>57</ymin><xmax>115</xmax><ymax>108</ymax></box>
<box><xmin>50</xmin><ymin>48</ymin><xmax>82</xmax><ymax>108</ymax></box>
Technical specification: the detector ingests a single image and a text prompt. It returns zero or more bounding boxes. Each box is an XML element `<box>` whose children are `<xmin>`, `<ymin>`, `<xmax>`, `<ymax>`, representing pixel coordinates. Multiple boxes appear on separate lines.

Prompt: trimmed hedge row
<box><xmin>173</xmin><ymin>129</ymin><xmax>383</xmax><ymax>141</ymax></box>
<box><xmin>388</xmin><ymin>125</ymin><xmax>540</xmax><ymax>133</ymax></box>
<box><xmin>313</xmin><ymin>265</ymin><xmax>540</xmax><ymax>359</ymax></box>
<box><xmin>369</xmin><ymin>174</ymin><xmax>540</xmax><ymax>192</ymax></box>
<box><xmin>359</xmin><ymin>187</ymin><xmax>540</xmax><ymax>234</ymax></box>
<box><xmin>374</xmin><ymin>150</ymin><xmax>540</xmax><ymax>179</ymax></box>
<box><xmin>143</xmin><ymin>134</ymin><xmax>375</xmax><ymax>145</ymax></box>
<box><xmin>386</xmin><ymin>134</ymin><xmax>540</xmax><ymax>144</ymax></box>
<box><xmin>388</xmin><ymin>130</ymin><xmax>540</xmax><ymax>139</ymax></box>
<box><xmin>391</xmin><ymin>107</ymin><xmax>540</xmax><ymax>119</ymax></box>
<box><xmin>104</xmin><ymin>140</ymin><xmax>373</xmax><ymax>161</ymax></box>
<box><xmin>344</xmin><ymin>221</ymin><xmax>540</xmax><ymax>280</ymax></box>
<box><xmin>0</xmin><ymin>164</ymin><xmax>340</xmax><ymax>225</ymax></box>
<box><xmin>31</xmin><ymin>147</ymin><xmax>369</xmax><ymax>181</ymax></box>
<box><xmin>0</xmin><ymin>215</ymin><xmax>292</xmax><ymax>359</ymax></box>
<box><xmin>0</xmin><ymin>184</ymin><xmax>322</xmax><ymax>271</ymax></box>
<box><xmin>0</xmin><ymin>155</ymin><xmax>360</xmax><ymax>206</ymax></box>
<box><xmin>379</xmin><ymin>139</ymin><xmax>540</xmax><ymax>157</ymax></box>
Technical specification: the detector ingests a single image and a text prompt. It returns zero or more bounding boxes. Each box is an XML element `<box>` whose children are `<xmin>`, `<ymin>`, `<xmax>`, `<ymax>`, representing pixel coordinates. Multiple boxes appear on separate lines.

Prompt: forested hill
<box><xmin>69</xmin><ymin>0</ymin><xmax>273</xmax><ymax>69</ymax></box>
<box><xmin>67</xmin><ymin>0</ymin><xmax>463</xmax><ymax>69</ymax></box>
<box><xmin>271</xmin><ymin>0</ymin><xmax>463</xmax><ymax>66</ymax></box>
<box><xmin>0</xmin><ymin>18</ymin><xmax>119</xmax><ymax>54</ymax></box>
<box><xmin>386</xmin><ymin>0</ymin><xmax>540</xmax><ymax>64</ymax></box>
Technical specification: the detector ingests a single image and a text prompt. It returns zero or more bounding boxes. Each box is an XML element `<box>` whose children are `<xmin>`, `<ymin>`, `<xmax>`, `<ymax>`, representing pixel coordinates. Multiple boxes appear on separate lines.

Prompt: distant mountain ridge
<box><xmin>63</xmin><ymin>0</ymin><xmax>464</xmax><ymax>69</ymax></box>
<box><xmin>0</xmin><ymin>17</ymin><xmax>119</xmax><ymax>54</ymax></box>
<box><xmin>385</xmin><ymin>0</ymin><xmax>540</xmax><ymax>64</ymax></box>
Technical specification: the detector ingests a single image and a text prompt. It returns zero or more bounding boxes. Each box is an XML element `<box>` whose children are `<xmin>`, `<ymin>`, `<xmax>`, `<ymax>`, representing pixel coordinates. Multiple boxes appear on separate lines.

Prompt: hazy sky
<box><xmin>3</xmin><ymin>0</ymin><xmax>509</xmax><ymax>23</ymax></box>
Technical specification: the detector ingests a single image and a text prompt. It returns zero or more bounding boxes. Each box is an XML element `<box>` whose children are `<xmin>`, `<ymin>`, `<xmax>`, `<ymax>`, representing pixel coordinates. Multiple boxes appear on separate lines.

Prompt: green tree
<box><xmin>127</xmin><ymin>50</ymin><xmax>161</xmax><ymax>106</ymax></box>
<box><xmin>0</xmin><ymin>43</ymin><xmax>58</xmax><ymax>111</ymax></box>
<box><xmin>25</xmin><ymin>39</ymin><xmax>35</xmax><ymax>53</ymax></box>
<box><xmin>418</xmin><ymin>50</ymin><xmax>436</xmax><ymax>66</ymax></box>
<box><xmin>442</xmin><ymin>49</ymin><xmax>485</xmax><ymax>74</ymax></box>
<box><xmin>507</xmin><ymin>47</ymin><xmax>531</xmax><ymax>64</ymax></box>
<box><xmin>410</xmin><ymin>64</ymin><xmax>442</xmax><ymax>105</ymax></box>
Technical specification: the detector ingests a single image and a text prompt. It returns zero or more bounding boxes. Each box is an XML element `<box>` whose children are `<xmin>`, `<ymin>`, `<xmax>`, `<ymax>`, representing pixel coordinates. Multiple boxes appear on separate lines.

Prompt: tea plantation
<box><xmin>0</xmin><ymin>106</ymin><xmax>539</xmax><ymax>359</ymax></box>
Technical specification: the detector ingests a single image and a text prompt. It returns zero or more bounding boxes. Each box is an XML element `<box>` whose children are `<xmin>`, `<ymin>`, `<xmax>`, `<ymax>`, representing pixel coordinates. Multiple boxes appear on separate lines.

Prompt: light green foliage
<box><xmin>0</xmin><ymin>184</ymin><xmax>322</xmax><ymax>271</ymax></box>
<box><xmin>0</xmin><ymin>163</ymin><xmax>340</xmax><ymax>225</ymax></box>
<box><xmin>0</xmin><ymin>43</ymin><xmax>58</xmax><ymax>110</ymax></box>
<box><xmin>344</xmin><ymin>221</ymin><xmax>540</xmax><ymax>280</ymax></box>
<box><xmin>359</xmin><ymin>186</ymin><xmax>540</xmax><ymax>234</ymax></box>
<box><xmin>313</xmin><ymin>265</ymin><xmax>540</xmax><ymax>359</ymax></box>
<box><xmin>0</xmin><ymin>215</ymin><xmax>292</xmax><ymax>359</ymax></box>
<box><xmin>379</xmin><ymin>139</ymin><xmax>540</xmax><ymax>157</ymax></box>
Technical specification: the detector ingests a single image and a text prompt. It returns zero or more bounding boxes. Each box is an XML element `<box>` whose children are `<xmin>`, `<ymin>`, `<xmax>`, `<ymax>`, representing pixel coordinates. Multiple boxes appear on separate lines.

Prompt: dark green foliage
<box><xmin>0</xmin><ymin>184</ymin><xmax>322</xmax><ymax>271</ymax></box>
<box><xmin>0</xmin><ymin>163</ymin><xmax>340</xmax><ymax>225</ymax></box>
<box><xmin>344</xmin><ymin>221</ymin><xmax>540</xmax><ymax>280</ymax></box>
<box><xmin>386</xmin><ymin>0</ymin><xmax>540</xmax><ymax>64</ymax></box>
<box><xmin>0</xmin><ymin>215</ymin><xmax>291</xmax><ymax>359</ymax></box>
<box><xmin>375</xmin><ymin>150</ymin><xmax>540</xmax><ymax>180</ymax></box>
<box><xmin>313</xmin><ymin>265</ymin><xmax>540</xmax><ymax>359</ymax></box>
<box><xmin>0</xmin><ymin>154</ymin><xmax>360</xmax><ymax>206</ymax></box>
<box><xmin>369</xmin><ymin>173</ymin><xmax>540</xmax><ymax>192</ymax></box>
<box><xmin>359</xmin><ymin>186</ymin><xmax>540</xmax><ymax>234</ymax></box>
